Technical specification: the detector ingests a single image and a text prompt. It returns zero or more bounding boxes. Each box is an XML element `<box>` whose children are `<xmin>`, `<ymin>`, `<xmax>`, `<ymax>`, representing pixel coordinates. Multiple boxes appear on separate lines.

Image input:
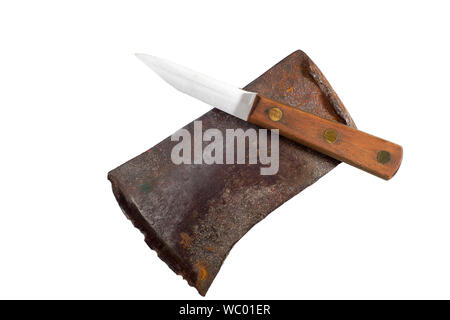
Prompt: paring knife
<box><xmin>136</xmin><ymin>54</ymin><xmax>402</xmax><ymax>180</ymax></box>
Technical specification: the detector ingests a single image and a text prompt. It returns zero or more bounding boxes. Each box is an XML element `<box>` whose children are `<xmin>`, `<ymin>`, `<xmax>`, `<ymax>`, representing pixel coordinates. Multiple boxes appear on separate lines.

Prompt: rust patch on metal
<box><xmin>108</xmin><ymin>50</ymin><xmax>356</xmax><ymax>296</ymax></box>
<box><xmin>196</xmin><ymin>262</ymin><xmax>208</xmax><ymax>282</ymax></box>
<box><xmin>180</xmin><ymin>232</ymin><xmax>192</xmax><ymax>248</ymax></box>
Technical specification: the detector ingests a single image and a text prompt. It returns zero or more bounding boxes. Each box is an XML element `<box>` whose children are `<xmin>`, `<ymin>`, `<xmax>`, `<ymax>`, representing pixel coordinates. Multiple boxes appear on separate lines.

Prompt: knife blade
<box><xmin>136</xmin><ymin>53</ymin><xmax>402</xmax><ymax>180</ymax></box>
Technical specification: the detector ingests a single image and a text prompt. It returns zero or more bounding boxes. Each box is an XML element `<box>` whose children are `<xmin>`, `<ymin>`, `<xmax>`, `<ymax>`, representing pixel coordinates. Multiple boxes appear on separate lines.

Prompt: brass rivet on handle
<box><xmin>268</xmin><ymin>107</ymin><xmax>283</xmax><ymax>122</ymax></box>
<box><xmin>323</xmin><ymin>129</ymin><xmax>338</xmax><ymax>143</ymax></box>
<box><xmin>377</xmin><ymin>150</ymin><xmax>391</xmax><ymax>164</ymax></box>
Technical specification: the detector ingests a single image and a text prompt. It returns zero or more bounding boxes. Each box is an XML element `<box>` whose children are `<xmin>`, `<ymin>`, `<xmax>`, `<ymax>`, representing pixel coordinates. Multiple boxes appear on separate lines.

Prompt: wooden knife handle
<box><xmin>248</xmin><ymin>95</ymin><xmax>403</xmax><ymax>180</ymax></box>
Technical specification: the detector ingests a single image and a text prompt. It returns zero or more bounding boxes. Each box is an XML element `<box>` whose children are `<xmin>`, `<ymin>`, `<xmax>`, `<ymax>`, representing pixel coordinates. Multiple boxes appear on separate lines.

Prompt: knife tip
<box><xmin>135</xmin><ymin>53</ymin><xmax>160</xmax><ymax>69</ymax></box>
<box><xmin>134</xmin><ymin>52</ymin><xmax>147</xmax><ymax>61</ymax></box>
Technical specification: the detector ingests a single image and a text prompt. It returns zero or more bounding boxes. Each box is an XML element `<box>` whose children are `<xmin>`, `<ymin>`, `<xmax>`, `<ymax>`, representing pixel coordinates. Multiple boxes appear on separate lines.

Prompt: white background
<box><xmin>1</xmin><ymin>1</ymin><xmax>449</xmax><ymax>299</ymax></box>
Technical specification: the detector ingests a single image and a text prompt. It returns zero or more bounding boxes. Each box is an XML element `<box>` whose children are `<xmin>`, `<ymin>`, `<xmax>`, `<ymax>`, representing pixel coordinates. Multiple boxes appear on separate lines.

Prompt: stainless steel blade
<box><xmin>135</xmin><ymin>54</ymin><xmax>257</xmax><ymax>121</ymax></box>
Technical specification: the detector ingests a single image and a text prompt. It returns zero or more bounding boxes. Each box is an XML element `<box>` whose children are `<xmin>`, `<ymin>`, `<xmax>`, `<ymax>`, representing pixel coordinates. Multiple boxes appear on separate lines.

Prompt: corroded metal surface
<box><xmin>108</xmin><ymin>50</ymin><xmax>356</xmax><ymax>295</ymax></box>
